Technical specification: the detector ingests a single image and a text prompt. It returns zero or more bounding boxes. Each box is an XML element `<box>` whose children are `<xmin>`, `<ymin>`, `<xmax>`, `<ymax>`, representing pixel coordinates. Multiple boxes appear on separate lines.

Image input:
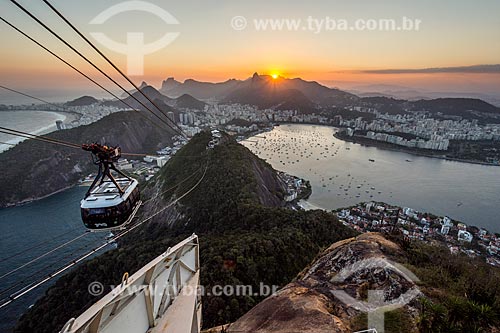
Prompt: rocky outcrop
<box><xmin>228</xmin><ymin>233</ymin><xmax>420</xmax><ymax>333</ymax></box>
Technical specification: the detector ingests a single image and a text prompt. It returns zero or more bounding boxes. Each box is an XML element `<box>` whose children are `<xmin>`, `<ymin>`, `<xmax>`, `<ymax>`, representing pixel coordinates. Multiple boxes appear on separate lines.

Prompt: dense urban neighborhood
<box><xmin>336</xmin><ymin>202</ymin><xmax>500</xmax><ymax>267</ymax></box>
<box><xmin>20</xmin><ymin>95</ymin><xmax>498</xmax><ymax>163</ymax></box>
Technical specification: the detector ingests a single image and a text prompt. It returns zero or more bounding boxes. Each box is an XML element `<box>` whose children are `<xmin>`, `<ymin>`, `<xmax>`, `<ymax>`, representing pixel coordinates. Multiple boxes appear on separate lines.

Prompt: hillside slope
<box><xmin>160</xmin><ymin>77</ymin><xmax>241</xmax><ymax>99</ymax></box>
<box><xmin>160</xmin><ymin>73</ymin><xmax>357</xmax><ymax>108</ymax></box>
<box><xmin>224</xmin><ymin>73</ymin><xmax>357</xmax><ymax>111</ymax></box>
<box><xmin>15</xmin><ymin>132</ymin><xmax>356</xmax><ymax>333</ymax></box>
<box><xmin>0</xmin><ymin>111</ymin><xmax>174</xmax><ymax>207</ymax></box>
<box><xmin>170</xmin><ymin>93</ymin><xmax>207</xmax><ymax>110</ymax></box>
<box><xmin>228</xmin><ymin>232</ymin><xmax>500</xmax><ymax>333</ymax></box>
<box><xmin>104</xmin><ymin>85</ymin><xmax>174</xmax><ymax>112</ymax></box>
<box><xmin>65</xmin><ymin>96</ymin><xmax>98</xmax><ymax>107</ymax></box>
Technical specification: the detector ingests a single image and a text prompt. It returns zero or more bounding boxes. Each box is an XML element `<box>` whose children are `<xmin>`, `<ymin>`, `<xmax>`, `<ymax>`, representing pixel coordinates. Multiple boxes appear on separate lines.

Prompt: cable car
<box><xmin>80</xmin><ymin>143</ymin><xmax>141</xmax><ymax>231</ymax></box>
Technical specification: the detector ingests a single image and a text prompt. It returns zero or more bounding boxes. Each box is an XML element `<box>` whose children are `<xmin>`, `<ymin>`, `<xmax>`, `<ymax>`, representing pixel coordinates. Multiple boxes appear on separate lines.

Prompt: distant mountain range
<box><xmin>347</xmin><ymin>84</ymin><xmax>500</xmax><ymax>107</ymax></box>
<box><xmin>104</xmin><ymin>85</ymin><xmax>207</xmax><ymax>114</ymax></box>
<box><xmin>357</xmin><ymin>96</ymin><xmax>500</xmax><ymax>120</ymax></box>
<box><xmin>67</xmin><ymin>73</ymin><xmax>500</xmax><ymax>121</ymax></box>
<box><xmin>160</xmin><ymin>77</ymin><xmax>241</xmax><ymax>99</ymax></box>
<box><xmin>158</xmin><ymin>73</ymin><xmax>500</xmax><ymax>118</ymax></box>
<box><xmin>160</xmin><ymin>73</ymin><xmax>356</xmax><ymax>111</ymax></box>
<box><xmin>120</xmin><ymin>81</ymin><xmax>149</xmax><ymax>98</ymax></box>
<box><xmin>106</xmin><ymin>85</ymin><xmax>172</xmax><ymax>110</ymax></box>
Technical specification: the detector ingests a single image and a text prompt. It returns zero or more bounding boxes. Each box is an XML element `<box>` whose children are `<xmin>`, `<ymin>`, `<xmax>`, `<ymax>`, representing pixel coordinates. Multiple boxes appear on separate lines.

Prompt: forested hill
<box><xmin>15</xmin><ymin>131</ymin><xmax>357</xmax><ymax>333</ymax></box>
<box><xmin>0</xmin><ymin>111</ymin><xmax>174</xmax><ymax>208</ymax></box>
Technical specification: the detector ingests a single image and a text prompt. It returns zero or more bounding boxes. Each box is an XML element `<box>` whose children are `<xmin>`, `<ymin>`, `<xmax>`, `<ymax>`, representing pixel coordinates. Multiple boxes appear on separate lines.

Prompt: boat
<box><xmin>369</xmin><ymin>159</ymin><xmax>375</xmax><ymax>162</ymax></box>
<box><xmin>406</xmin><ymin>159</ymin><xmax>413</xmax><ymax>162</ymax></box>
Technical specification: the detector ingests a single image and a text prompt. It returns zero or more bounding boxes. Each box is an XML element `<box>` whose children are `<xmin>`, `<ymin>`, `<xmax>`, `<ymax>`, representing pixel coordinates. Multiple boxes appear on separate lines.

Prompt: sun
<box><xmin>271</xmin><ymin>73</ymin><xmax>279</xmax><ymax>79</ymax></box>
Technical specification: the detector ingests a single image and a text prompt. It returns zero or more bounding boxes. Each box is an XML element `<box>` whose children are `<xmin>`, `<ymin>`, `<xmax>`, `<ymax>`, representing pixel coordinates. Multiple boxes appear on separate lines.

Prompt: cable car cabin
<box><xmin>81</xmin><ymin>178</ymin><xmax>140</xmax><ymax>231</ymax></box>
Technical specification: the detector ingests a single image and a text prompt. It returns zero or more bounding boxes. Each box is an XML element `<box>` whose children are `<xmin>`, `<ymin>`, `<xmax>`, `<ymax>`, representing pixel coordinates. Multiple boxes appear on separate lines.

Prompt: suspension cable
<box><xmin>42</xmin><ymin>0</ymin><xmax>187</xmax><ymax>137</ymax></box>
<box><xmin>0</xmin><ymin>17</ymin><xmax>176</xmax><ymax>135</ymax></box>
<box><xmin>0</xmin><ymin>128</ymin><xmax>81</xmax><ymax>149</ymax></box>
<box><xmin>0</xmin><ymin>126</ymin><xmax>154</xmax><ymax>156</ymax></box>
<box><xmin>0</xmin><ymin>2</ymin><xmax>210</xmax><ymax>309</ymax></box>
<box><xmin>0</xmin><ymin>85</ymin><xmax>66</xmax><ymax>111</ymax></box>
<box><xmin>0</xmin><ymin>235</ymin><xmax>105</xmax><ymax>298</ymax></box>
<box><xmin>7</xmin><ymin>0</ymin><xmax>184</xmax><ymax>137</ymax></box>
<box><xmin>0</xmin><ymin>126</ymin><xmax>81</xmax><ymax>147</ymax></box>
<box><xmin>0</xmin><ymin>227</ymin><xmax>82</xmax><ymax>263</ymax></box>
<box><xmin>0</xmin><ymin>160</ymin><xmax>209</xmax><ymax>309</ymax></box>
<box><xmin>141</xmin><ymin>166</ymin><xmax>203</xmax><ymax>204</ymax></box>
<box><xmin>0</xmin><ymin>232</ymin><xmax>89</xmax><ymax>281</ymax></box>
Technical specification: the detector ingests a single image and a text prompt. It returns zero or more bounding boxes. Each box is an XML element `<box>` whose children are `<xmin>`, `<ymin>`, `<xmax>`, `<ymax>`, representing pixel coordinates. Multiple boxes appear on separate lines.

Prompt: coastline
<box><xmin>1</xmin><ymin>185</ymin><xmax>76</xmax><ymax>209</ymax></box>
<box><xmin>256</xmin><ymin>122</ymin><xmax>499</xmax><ymax>167</ymax></box>
<box><xmin>0</xmin><ymin>110</ymin><xmax>70</xmax><ymax>153</ymax></box>
<box><xmin>334</xmin><ymin>132</ymin><xmax>499</xmax><ymax>167</ymax></box>
<box><xmin>243</xmin><ymin>123</ymin><xmax>500</xmax><ymax>233</ymax></box>
<box><xmin>296</xmin><ymin>199</ymin><xmax>324</xmax><ymax>211</ymax></box>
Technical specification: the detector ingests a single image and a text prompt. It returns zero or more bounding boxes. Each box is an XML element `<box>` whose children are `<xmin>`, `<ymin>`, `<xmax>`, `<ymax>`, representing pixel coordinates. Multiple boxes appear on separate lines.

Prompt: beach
<box><xmin>0</xmin><ymin>110</ymin><xmax>69</xmax><ymax>152</ymax></box>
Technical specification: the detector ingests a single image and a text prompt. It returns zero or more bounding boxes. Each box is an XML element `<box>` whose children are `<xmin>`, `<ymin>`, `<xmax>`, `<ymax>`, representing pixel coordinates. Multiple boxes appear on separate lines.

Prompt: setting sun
<box><xmin>271</xmin><ymin>73</ymin><xmax>279</xmax><ymax>79</ymax></box>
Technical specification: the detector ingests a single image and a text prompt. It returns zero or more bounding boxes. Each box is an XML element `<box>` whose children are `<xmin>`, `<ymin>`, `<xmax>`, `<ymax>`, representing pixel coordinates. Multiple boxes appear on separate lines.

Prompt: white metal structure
<box><xmin>81</xmin><ymin>178</ymin><xmax>138</xmax><ymax>209</ymax></box>
<box><xmin>60</xmin><ymin>234</ymin><xmax>201</xmax><ymax>333</ymax></box>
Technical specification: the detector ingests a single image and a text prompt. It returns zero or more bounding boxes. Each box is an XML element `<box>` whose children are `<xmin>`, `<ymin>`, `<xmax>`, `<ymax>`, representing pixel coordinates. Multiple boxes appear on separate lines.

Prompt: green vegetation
<box><xmin>348</xmin><ymin>233</ymin><xmax>500</xmax><ymax>333</ymax></box>
<box><xmin>14</xmin><ymin>130</ymin><xmax>499</xmax><ymax>333</ymax></box>
<box><xmin>351</xmin><ymin>309</ymin><xmax>416</xmax><ymax>333</ymax></box>
<box><xmin>390</xmin><ymin>234</ymin><xmax>500</xmax><ymax>332</ymax></box>
<box><xmin>357</xmin><ymin>96</ymin><xmax>500</xmax><ymax>120</ymax></box>
<box><xmin>410</xmin><ymin>98</ymin><xmax>500</xmax><ymax>120</ymax></box>
<box><xmin>15</xmin><ymin>131</ymin><xmax>356</xmax><ymax>332</ymax></box>
<box><xmin>446</xmin><ymin>140</ymin><xmax>500</xmax><ymax>164</ymax></box>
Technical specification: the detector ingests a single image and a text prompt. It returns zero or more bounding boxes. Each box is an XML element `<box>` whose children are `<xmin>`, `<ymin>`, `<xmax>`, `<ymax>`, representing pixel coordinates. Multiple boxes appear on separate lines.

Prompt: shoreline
<box><xmin>0</xmin><ymin>110</ymin><xmax>70</xmax><ymax>153</ymax></box>
<box><xmin>1</xmin><ymin>185</ymin><xmax>76</xmax><ymax>209</ymax></box>
<box><xmin>254</xmin><ymin>121</ymin><xmax>499</xmax><ymax>167</ymax></box>
<box><xmin>298</xmin><ymin>197</ymin><xmax>499</xmax><ymax>238</ymax></box>
<box><xmin>243</xmin><ymin>123</ymin><xmax>500</xmax><ymax>234</ymax></box>
<box><xmin>334</xmin><ymin>132</ymin><xmax>499</xmax><ymax>167</ymax></box>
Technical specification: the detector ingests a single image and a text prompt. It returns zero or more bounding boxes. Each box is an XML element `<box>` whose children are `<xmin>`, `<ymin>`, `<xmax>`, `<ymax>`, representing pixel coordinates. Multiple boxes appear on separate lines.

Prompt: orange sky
<box><xmin>1</xmin><ymin>0</ymin><xmax>499</xmax><ymax>99</ymax></box>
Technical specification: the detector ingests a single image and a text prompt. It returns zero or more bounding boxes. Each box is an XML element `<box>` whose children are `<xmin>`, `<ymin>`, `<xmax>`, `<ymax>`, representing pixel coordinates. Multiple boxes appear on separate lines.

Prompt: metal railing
<box><xmin>60</xmin><ymin>234</ymin><xmax>200</xmax><ymax>333</ymax></box>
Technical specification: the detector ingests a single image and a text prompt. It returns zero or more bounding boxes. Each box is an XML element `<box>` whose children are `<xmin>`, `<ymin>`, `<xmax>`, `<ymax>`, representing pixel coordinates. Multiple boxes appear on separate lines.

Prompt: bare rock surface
<box><xmin>228</xmin><ymin>233</ymin><xmax>420</xmax><ymax>333</ymax></box>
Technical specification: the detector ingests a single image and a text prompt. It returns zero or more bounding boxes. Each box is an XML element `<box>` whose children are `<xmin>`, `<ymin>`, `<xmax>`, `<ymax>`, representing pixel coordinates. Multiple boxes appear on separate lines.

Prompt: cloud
<box><xmin>357</xmin><ymin>64</ymin><xmax>500</xmax><ymax>74</ymax></box>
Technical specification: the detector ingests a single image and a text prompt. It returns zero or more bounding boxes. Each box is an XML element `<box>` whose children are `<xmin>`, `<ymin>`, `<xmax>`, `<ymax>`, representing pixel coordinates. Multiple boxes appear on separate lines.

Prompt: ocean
<box><xmin>0</xmin><ymin>110</ymin><xmax>67</xmax><ymax>153</ymax></box>
<box><xmin>0</xmin><ymin>187</ymin><xmax>107</xmax><ymax>332</ymax></box>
